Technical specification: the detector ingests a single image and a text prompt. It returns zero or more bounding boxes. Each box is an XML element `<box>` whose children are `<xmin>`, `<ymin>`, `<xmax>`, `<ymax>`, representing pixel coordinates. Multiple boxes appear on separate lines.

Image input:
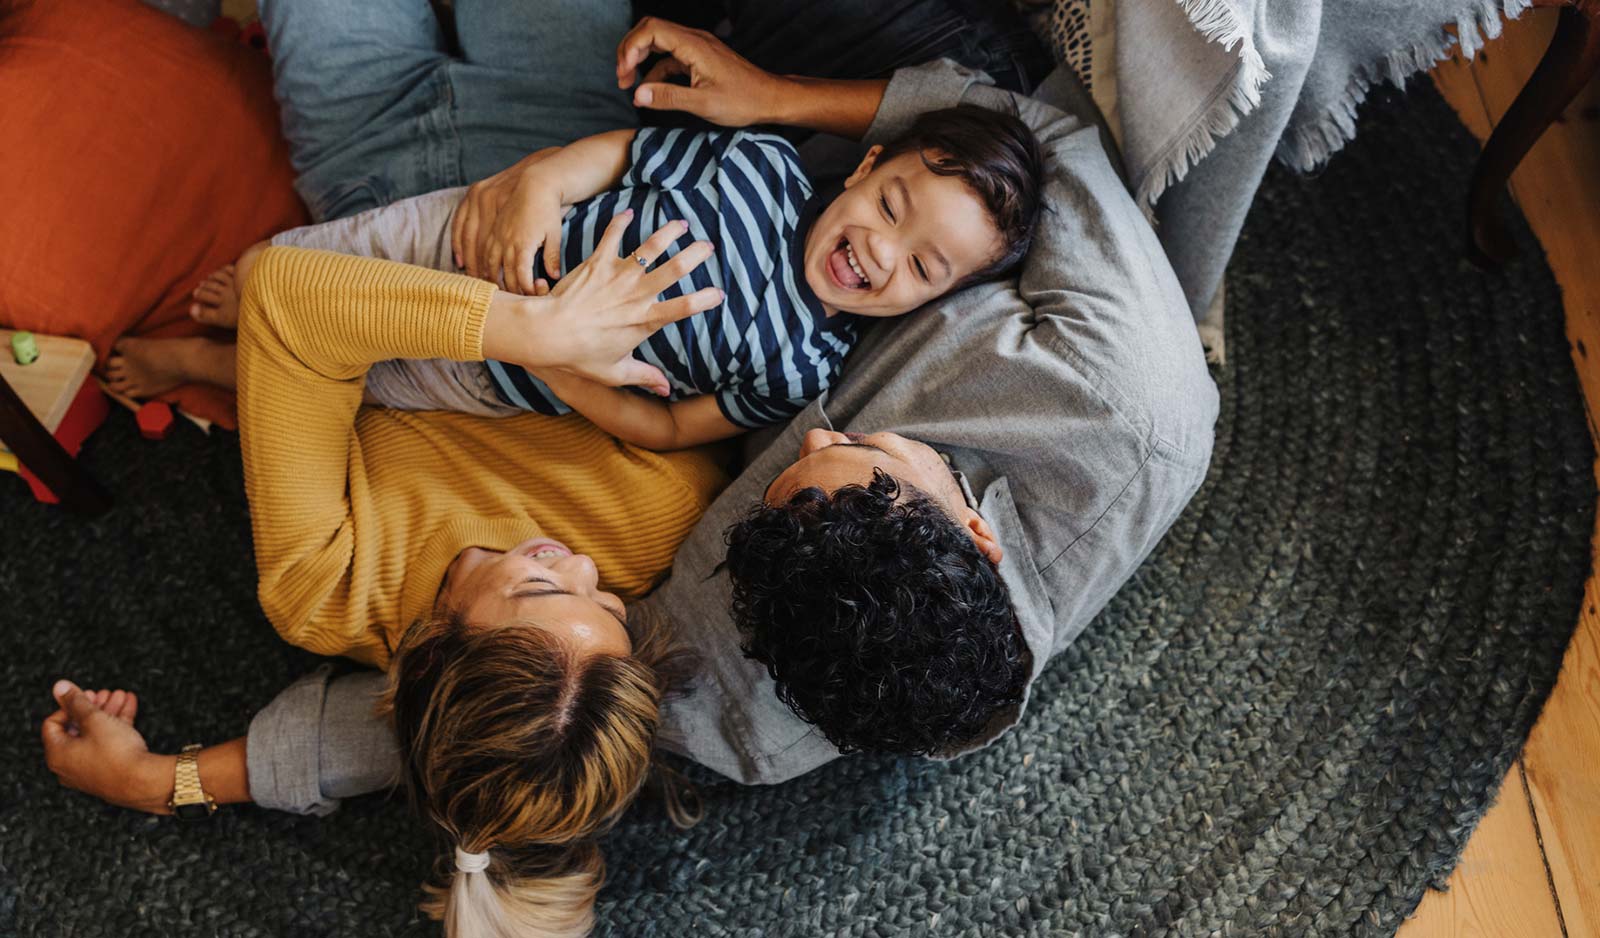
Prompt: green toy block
<box><xmin>10</xmin><ymin>331</ymin><xmax>39</xmax><ymax>366</ymax></box>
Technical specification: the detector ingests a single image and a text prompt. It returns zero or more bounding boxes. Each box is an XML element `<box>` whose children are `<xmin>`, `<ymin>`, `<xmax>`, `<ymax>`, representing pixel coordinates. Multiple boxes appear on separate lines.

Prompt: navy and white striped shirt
<box><xmin>486</xmin><ymin>128</ymin><xmax>861</xmax><ymax>429</ymax></box>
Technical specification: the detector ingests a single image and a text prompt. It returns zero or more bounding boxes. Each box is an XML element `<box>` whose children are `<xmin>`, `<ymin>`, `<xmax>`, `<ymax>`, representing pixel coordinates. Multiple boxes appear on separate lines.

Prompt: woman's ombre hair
<box><xmin>382</xmin><ymin>606</ymin><xmax>695</xmax><ymax>938</ymax></box>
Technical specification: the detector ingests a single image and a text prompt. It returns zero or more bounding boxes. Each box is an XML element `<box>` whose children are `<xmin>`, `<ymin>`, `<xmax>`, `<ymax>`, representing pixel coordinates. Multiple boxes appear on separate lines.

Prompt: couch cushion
<box><xmin>0</xmin><ymin>0</ymin><xmax>307</xmax><ymax>427</ymax></box>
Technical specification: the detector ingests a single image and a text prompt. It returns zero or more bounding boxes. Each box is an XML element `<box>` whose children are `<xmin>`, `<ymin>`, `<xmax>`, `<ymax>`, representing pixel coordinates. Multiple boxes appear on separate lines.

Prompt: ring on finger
<box><xmin>628</xmin><ymin>252</ymin><xmax>650</xmax><ymax>269</ymax></box>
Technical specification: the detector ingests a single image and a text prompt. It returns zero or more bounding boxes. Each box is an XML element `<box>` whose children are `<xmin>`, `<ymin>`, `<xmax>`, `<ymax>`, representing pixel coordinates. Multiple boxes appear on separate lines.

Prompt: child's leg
<box><xmin>363</xmin><ymin>359</ymin><xmax>520</xmax><ymax>416</ymax></box>
<box><xmin>270</xmin><ymin>186</ymin><xmax>467</xmax><ymax>273</ymax></box>
<box><xmin>104</xmin><ymin>337</ymin><xmax>238</xmax><ymax>398</ymax></box>
<box><xmin>189</xmin><ymin>188</ymin><xmax>467</xmax><ymax>332</ymax></box>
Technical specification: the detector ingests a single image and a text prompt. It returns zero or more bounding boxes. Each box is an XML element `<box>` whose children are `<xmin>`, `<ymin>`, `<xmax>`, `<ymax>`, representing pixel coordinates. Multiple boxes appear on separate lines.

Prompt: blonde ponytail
<box><xmin>385</xmin><ymin>608</ymin><xmax>688</xmax><ymax>938</ymax></box>
<box><xmin>427</xmin><ymin>842</ymin><xmax>604</xmax><ymax>938</ymax></box>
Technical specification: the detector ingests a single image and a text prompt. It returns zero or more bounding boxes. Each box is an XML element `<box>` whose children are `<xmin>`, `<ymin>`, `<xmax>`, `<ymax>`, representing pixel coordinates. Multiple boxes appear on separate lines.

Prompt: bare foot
<box><xmin>105</xmin><ymin>336</ymin><xmax>238</xmax><ymax>397</ymax></box>
<box><xmin>190</xmin><ymin>264</ymin><xmax>240</xmax><ymax>329</ymax></box>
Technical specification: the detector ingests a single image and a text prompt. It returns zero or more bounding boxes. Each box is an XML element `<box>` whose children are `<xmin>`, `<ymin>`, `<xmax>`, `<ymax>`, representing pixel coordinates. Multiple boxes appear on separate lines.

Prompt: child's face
<box><xmin>802</xmin><ymin>147</ymin><xmax>1003</xmax><ymax>318</ymax></box>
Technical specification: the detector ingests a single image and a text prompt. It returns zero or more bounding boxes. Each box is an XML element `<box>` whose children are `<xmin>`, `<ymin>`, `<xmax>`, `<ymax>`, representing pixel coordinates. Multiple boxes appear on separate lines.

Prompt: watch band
<box><xmin>169</xmin><ymin>744</ymin><xmax>217</xmax><ymax>820</ymax></box>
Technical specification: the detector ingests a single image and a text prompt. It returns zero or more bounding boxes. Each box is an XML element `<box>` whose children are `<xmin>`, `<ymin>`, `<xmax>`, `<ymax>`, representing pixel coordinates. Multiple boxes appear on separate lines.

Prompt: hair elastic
<box><xmin>455</xmin><ymin>846</ymin><xmax>492</xmax><ymax>874</ymax></box>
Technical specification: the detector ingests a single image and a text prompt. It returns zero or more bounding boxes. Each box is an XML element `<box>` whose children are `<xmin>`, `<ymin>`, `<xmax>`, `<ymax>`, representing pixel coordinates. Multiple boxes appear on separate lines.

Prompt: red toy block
<box><xmin>18</xmin><ymin>380</ymin><xmax>110</xmax><ymax>505</ymax></box>
<box><xmin>136</xmin><ymin>401</ymin><xmax>175</xmax><ymax>440</ymax></box>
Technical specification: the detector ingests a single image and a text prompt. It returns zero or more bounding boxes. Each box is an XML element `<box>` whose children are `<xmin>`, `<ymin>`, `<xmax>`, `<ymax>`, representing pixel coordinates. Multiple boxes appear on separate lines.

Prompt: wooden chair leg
<box><xmin>1469</xmin><ymin>4</ymin><xmax>1600</xmax><ymax>267</ymax></box>
<box><xmin>0</xmin><ymin>373</ymin><xmax>111</xmax><ymax>515</ymax></box>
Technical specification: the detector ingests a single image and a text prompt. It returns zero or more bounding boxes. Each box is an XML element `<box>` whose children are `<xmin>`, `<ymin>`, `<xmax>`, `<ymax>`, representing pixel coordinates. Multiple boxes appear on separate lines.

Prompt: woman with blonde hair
<box><xmin>388</xmin><ymin>606</ymin><xmax>695</xmax><ymax>938</ymax></box>
<box><xmin>41</xmin><ymin>213</ymin><xmax>725</xmax><ymax>936</ymax></box>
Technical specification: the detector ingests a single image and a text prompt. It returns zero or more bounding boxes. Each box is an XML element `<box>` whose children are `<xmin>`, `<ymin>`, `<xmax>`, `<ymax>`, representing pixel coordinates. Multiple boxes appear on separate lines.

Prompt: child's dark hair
<box><xmin>875</xmin><ymin>104</ymin><xmax>1045</xmax><ymax>287</ymax></box>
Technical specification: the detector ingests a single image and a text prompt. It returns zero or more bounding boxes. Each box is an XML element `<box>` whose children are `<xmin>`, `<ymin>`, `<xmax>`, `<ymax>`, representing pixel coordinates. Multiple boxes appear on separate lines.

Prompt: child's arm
<box><xmin>537</xmin><ymin>368</ymin><xmax>745</xmax><ymax>451</ymax></box>
<box><xmin>530</xmin><ymin>129</ymin><xmax>638</xmax><ymax>205</ymax></box>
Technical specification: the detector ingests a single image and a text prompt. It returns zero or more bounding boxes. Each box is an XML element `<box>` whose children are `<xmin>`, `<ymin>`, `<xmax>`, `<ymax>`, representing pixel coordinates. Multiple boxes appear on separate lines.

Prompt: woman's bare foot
<box><xmin>190</xmin><ymin>264</ymin><xmax>240</xmax><ymax>329</ymax></box>
<box><xmin>105</xmin><ymin>336</ymin><xmax>238</xmax><ymax>398</ymax></box>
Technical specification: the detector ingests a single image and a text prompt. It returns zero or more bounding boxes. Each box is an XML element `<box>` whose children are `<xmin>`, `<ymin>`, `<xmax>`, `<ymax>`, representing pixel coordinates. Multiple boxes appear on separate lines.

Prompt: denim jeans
<box><xmin>260</xmin><ymin>0</ymin><xmax>638</xmax><ymax>221</ymax></box>
<box><xmin>261</xmin><ymin>0</ymin><xmax>1051</xmax><ymax>223</ymax></box>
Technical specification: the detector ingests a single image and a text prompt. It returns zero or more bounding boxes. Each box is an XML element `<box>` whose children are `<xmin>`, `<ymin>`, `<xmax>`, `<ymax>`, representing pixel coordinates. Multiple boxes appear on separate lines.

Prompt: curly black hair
<box><xmin>724</xmin><ymin>469</ymin><xmax>1030</xmax><ymax>755</ymax></box>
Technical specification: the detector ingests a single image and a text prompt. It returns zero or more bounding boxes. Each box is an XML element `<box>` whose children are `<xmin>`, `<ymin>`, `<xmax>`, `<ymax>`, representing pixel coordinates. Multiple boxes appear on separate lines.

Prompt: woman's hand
<box><xmin>484</xmin><ymin>211</ymin><xmax>721</xmax><ymax>393</ymax></box>
<box><xmin>41</xmin><ymin>680</ymin><xmax>175</xmax><ymax>815</ymax></box>
<box><xmin>615</xmin><ymin>17</ymin><xmax>788</xmax><ymax>128</ymax></box>
<box><xmin>451</xmin><ymin>147</ymin><xmax>565</xmax><ymax>294</ymax></box>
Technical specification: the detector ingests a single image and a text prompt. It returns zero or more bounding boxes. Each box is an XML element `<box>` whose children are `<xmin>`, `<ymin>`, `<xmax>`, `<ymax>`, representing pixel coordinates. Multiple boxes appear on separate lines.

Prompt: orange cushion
<box><xmin>0</xmin><ymin>0</ymin><xmax>308</xmax><ymax>428</ymax></box>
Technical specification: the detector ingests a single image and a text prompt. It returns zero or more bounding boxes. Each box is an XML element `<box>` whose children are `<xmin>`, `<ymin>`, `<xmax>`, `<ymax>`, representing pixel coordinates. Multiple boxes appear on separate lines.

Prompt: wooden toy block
<box><xmin>0</xmin><ymin>330</ymin><xmax>111</xmax><ymax>509</ymax></box>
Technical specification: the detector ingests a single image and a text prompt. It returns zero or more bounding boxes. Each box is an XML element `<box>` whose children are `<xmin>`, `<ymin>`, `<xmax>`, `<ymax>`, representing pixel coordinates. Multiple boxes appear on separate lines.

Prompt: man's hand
<box><xmin>485</xmin><ymin>212</ymin><xmax>721</xmax><ymax>394</ymax></box>
<box><xmin>615</xmin><ymin>17</ymin><xmax>789</xmax><ymax>128</ymax></box>
<box><xmin>451</xmin><ymin>147</ymin><xmax>564</xmax><ymax>294</ymax></box>
<box><xmin>41</xmin><ymin>680</ymin><xmax>175</xmax><ymax>815</ymax></box>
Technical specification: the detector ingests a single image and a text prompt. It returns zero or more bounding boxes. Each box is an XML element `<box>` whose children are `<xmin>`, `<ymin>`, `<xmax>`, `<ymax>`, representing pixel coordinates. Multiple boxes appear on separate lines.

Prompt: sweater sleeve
<box><xmin>235</xmin><ymin>247</ymin><xmax>495</xmax><ymax>662</ymax></box>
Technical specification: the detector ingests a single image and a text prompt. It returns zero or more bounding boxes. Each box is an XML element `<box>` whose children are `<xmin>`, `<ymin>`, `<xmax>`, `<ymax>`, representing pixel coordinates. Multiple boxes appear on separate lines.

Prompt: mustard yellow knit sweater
<box><xmin>236</xmin><ymin>246</ymin><xmax>730</xmax><ymax>667</ymax></box>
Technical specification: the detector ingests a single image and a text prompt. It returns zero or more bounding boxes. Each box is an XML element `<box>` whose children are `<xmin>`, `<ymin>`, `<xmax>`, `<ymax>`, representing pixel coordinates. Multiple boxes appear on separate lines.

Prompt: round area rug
<box><xmin>0</xmin><ymin>83</ymin><xmax>1592</xmax><ymax>938</ymax></box>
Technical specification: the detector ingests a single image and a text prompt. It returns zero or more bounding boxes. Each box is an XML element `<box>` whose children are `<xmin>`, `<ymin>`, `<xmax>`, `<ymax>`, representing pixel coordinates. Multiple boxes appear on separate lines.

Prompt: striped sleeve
<box><xmin>622</xmin><ymin>127</ymin><xmax>724</xmax><ymax>192</ymax></box>
<box><xmin>716</xmin><ymin>383</ymin><xmax>811</xmax><ymax>430</ymax></box>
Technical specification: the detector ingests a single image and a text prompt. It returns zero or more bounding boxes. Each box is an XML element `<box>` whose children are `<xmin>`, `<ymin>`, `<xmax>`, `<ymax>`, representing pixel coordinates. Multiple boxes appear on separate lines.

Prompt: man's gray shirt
<box><xmin>245</xmin><ymin>61</ymin><xmax>1218</xmax><ymax>814</ymax></box>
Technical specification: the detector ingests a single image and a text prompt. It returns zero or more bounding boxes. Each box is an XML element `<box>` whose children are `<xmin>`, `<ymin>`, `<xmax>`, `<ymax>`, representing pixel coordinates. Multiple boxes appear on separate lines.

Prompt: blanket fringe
<box><xmin>1135</xmin><ymin>0</ymin><xmax>1273</xmax><ymax>210</ymax></box>
<box><xmin>1277</xmin><ymin>0</ymin><xmax>1533</xmax><ymax>171</ymax></box>
<box><xmin>1139</xmin><ymin>0</ymin><xmax>1533</xmax><ymax>208</ymax></box>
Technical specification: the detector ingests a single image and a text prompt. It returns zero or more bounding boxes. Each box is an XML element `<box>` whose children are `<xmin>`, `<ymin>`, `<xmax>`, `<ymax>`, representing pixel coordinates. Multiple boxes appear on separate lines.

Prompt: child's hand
<box><xmin>452</xmin><ymin>147</ymin><xmax>564</xmax><ymax>294</ymax></box>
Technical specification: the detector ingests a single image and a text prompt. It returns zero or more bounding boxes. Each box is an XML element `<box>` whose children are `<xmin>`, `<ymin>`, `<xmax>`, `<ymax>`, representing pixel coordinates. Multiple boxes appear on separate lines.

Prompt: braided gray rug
<box><xmin>1</xmin><ymin>83</ymin><xmax>1593</xmax><ymax>938</ymax></box>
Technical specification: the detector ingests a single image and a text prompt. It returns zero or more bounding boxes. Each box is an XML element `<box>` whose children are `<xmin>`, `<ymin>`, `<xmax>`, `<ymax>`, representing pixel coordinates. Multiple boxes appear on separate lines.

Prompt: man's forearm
<box><xmin>769</xmin><ymin>76</ymin><xmax>889</xmax><ymax>140</ymax></box>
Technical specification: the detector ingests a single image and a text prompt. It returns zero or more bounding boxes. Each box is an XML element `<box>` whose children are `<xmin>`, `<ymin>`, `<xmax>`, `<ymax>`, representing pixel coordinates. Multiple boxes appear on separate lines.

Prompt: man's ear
<box><xmin>961</xmin><ymin>509</ymin><xmax>1004</xmax><ymax>566</ymax></box>
<box><xmin>843</xmin><ymin>144</ymin><xmax>883</xmax><ymax>189</ymax></box>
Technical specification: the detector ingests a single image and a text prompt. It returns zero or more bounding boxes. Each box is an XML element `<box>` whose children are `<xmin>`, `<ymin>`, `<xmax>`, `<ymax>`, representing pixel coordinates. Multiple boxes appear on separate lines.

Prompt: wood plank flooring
<box><xmin>1404</xmin><ymin>8</ymin><xmax>1600</xmax><ymax>937</ymax></box>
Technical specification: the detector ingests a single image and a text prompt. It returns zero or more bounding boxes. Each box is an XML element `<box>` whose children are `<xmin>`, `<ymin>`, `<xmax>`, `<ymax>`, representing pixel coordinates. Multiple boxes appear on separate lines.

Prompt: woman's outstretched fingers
<box><xmin>594</xmin><ymin>208</ymin><xmax>634</xmax><ymax>260</ymax></box>
<box><xmin>633</xmin><ymin>219</ymin><xmax>690</xmax><ymax>267</ymax></box>
<box><xmin>646</xmin><ymin>240</ymin><xmax>714</xmax><ymax>293</ymax></box>
<box><xmin>615</xmin><ymin>359</ymin><xmax>672</xmax><ymax>397</ymax></box>
<box><xmin>650</xmin><ymin>285</ymin><xmax>725</xmax><ymax>330</ymax></box>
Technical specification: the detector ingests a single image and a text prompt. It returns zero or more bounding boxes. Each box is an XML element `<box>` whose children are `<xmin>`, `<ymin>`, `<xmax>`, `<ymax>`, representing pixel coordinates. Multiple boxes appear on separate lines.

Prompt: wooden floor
<box><xmin>1402</xmin><ymin>10</ymin><xmax>1600</xmax><ymax>938</ymax></box>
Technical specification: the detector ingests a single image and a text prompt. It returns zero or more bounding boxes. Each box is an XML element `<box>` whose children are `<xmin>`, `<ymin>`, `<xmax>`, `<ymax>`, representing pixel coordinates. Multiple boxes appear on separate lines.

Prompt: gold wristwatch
<box><xmin>168</xmin><ymin>744</ymin><xmax>217</xmax><ymax>820</ymax></box>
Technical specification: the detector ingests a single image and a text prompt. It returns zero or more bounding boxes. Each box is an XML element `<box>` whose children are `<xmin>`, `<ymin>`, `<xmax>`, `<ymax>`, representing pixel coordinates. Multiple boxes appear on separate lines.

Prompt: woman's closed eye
<box><xmin>515</xmin><ymin>577</ymin><xmax>627</xmax><ymax>627</ymax></box>
<box><xmin>879</xmin><ymin>193</ymin><xmax>896</xmax><ymax>224</ymax></box>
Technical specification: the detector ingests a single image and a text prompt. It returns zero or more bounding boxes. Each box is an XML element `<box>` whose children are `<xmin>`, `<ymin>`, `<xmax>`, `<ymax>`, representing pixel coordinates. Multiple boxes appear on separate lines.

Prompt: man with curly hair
<box><xmin>727</xmin><ymin>450</ymin><xmax>1030</xmax><ymax>756</ymax></box>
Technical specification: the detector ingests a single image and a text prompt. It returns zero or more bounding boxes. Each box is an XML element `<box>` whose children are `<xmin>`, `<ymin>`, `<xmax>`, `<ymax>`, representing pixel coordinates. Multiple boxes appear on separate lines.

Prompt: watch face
<box><xmin>172</xmin><ymin>801</ymin><xmax>213</xmax><ymax>821</ymax></box>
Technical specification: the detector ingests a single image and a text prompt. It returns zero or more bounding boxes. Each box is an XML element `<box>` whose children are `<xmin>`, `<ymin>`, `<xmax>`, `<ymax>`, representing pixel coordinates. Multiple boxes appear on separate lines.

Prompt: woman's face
<box><xmin>436</xmin><ymin>537</ymin><xmax>632</xmax><ymax>657</ymax></box>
